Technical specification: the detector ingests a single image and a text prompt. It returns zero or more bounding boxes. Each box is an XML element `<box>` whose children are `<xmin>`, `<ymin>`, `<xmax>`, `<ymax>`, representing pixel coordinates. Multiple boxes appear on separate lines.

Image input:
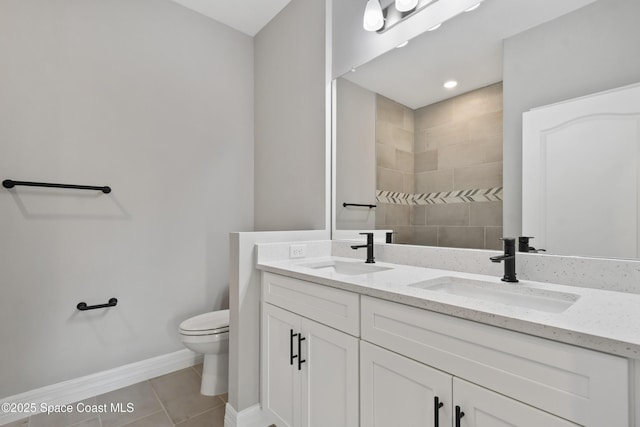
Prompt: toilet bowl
<box><xmin>179</xmin><ymin>309</ymin><xmax>229</xmax><ymax>396</ymax></box>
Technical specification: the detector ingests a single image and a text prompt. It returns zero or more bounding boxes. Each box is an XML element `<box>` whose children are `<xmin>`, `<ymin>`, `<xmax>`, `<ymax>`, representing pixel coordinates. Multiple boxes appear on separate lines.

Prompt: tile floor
<box><xmin>2</xmin><ymin>364</ymin><xmax>227</xmax><ymax>427</ymax></box>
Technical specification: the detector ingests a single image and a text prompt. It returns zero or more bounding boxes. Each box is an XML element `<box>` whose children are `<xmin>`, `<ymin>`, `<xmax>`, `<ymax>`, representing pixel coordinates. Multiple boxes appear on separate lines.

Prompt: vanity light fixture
<box><xmin>363</xmin><ymin>0</ymin><xmax>384</xmax><ymax>32</ymax></box>
<box><xmin>443</xmin><ymin>80</ymin><xmax>458</xmax><ymax>89</ymax></box>
<box><xmin>464</xmin><ymin>1</ymin><xmax>483</xmax><ymax>12</ymax></box>
<box><xmin>364</xmin><ymin>0</ymin><xmax>436</xmax><ymax>33</ymax></box>
<box><xmin>395</xmin><ymin>0</ymin><xmax>419</xmax><ymax>12</ymax></box>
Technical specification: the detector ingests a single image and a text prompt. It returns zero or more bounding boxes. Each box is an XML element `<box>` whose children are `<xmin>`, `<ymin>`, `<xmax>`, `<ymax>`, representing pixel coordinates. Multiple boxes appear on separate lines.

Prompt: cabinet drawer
<box><xmin>361</xmin><ymin>296</ymin><xmax>628</xmax><ymax>427</ymax></box>
<box><xmin>262</xmin><ymin>272</ymin><xmax>360</xmax><ymax>336</ymax></box>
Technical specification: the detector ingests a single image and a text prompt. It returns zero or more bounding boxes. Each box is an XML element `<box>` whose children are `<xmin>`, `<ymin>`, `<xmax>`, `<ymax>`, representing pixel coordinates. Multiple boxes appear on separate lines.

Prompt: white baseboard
<box><xmin>224</xmin><ymin>403</ymin><xmax>271</xmax><ymax>427</ymax></box>
<box><xmin>0</xmin><ymin>349</ymin><xmax>202</xmax><ymax>425</ymax></box>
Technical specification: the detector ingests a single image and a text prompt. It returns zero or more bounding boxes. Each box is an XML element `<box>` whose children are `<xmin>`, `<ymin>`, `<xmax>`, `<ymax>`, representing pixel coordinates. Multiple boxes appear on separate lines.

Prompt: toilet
<box><xmin>179</xmin><ymin>309</ymin><xmax>229</xmax><ymax>396</ymax></box>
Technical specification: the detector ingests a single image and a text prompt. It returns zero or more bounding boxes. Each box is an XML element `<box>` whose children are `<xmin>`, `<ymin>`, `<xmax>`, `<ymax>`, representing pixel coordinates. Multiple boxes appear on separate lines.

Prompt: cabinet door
<box><xmin>453</xmin><ymin>378</ymin><xmax>579</xmax><ymax>427</ymax></box>
<box><xmin>361</xmin><ymin>341</ymin><xmax>452</xmax><ymax>427</ymax></box>
<box><xmin>261</xmin><ymin>303</ymin><xmax>302</xmax><ymax>427</ymax></box>
<box><xmin>300</xmin><ymin>317</ymin><xmax>359</xmax><ymax>427</ymax></box>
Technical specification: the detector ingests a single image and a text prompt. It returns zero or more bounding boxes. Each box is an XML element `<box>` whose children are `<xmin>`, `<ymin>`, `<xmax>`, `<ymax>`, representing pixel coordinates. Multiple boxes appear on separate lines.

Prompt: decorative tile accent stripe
<box><xmin>375</xmin><ymin>191</ymin><xmax>415</xmax><ymax>205</ymax></box>
<box><xmin>376</xmin><ymin>187</ymin><xmax>503</xmax><ymax>205</ymax></box>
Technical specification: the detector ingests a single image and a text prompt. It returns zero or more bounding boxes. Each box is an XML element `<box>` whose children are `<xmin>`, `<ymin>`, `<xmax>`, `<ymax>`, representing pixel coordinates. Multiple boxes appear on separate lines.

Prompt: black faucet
<box><xmin>518</xmin><ymin>236</ymin><xmax>546</xmax><ymax>253</ymax></box>
<box><xmin>351</xmin><ymin>232</ymin><xmax>375</xmax><ymax>263</ymax></box>
<box><xmin>490</xmin><ymin>238</ymin><xmax>518</xmax><ymax>283</ymax></box>
<box><xmin>385</xmin><ymin>232</ymin><xmax>395</xmax><ymax>244</ymax></box>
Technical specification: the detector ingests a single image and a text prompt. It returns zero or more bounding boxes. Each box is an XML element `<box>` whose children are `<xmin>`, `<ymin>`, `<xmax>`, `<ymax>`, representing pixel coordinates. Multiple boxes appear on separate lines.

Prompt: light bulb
<box><xmin>395</xmin><ymin>0</ymin><xmax>419</xmax><ymax>12</ymax></box>
<box><xmin>464</xmin><ymin>2</ymin><xmax>482</xmax><ymax>12</ymax></box>
<box><xmin>363</xmin><ymin>0</ymin><xmax>384</xmax><ymax>32</ymax></box>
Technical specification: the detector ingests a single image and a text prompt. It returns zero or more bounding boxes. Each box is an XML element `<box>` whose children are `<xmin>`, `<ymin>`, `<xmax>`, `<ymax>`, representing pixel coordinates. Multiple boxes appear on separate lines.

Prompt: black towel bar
<box><xmin>3</xmin><ymin>179</ymin><xmax>111</xmax><ymax>194</ymax></box>
<box><xmin>343</xmin><ymin>202</ymin><xmax>376</xmax><ymax>209</ymax></box>
<box><xmin>77</xmin><ymin>298</ymin><xmax>118</xmax><ymax>311</ymax></box>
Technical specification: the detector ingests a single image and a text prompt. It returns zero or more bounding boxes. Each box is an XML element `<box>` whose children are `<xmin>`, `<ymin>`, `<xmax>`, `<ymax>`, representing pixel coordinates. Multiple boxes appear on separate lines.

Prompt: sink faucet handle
<box><xmin>518</xmin><ymin>236</ymin><xmax>546</xmax><ymax>253</ymax></box>
<box><xmin>518</xmin><ymin>236</ymin><xmax>532</xmax><ymax>252</ymax></box>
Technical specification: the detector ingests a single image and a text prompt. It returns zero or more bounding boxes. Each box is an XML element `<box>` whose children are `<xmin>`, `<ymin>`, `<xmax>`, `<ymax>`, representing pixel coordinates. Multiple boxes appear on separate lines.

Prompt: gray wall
<box><xmin>0</xmin><ymin>0</ymin><xmax>254</xmax><ymax>398</ymax></box>
<box><xmin>254</xmin><ymin>0</ymin><xmax>327</xmax><ymax>231</ymax></box>
<box><xmin>503</xmin><ymin>0</ymin><xmax>640</xmax><ymax>236</ymax></box>
<box><xmin>335</xmin><ymin>78</ymin><xmax>376</xmax><ymax>230</ymax></box>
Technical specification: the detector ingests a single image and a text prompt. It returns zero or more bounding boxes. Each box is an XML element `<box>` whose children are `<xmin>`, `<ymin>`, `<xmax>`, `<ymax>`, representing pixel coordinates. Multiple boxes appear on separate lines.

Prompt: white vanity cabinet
<box><xmin>360</xmin><ymin>340</ymin><xmax>452</xmax><ymax>427</ymax></box>
<box><xmin>260</xmin><ymin>272</ymin><xmax>359</xmax><ymax>427</ymax></box>
<box><xmin>259</xmin><ymin>270</ymin><xmax>631</xmax><ymax>427</ymax></box>
<box><xmin>453</xmin><ymin>378</ymin><xmax>579</xmax><ymax>427</ymax></box>
<box><xmin>361</xmin><ymin>296</ymin><xmax>629</xmax><ymax>427</ymax></box>
<box><xmin>361</xmin><ymin>341</ymin><xmax>578</xmax><ymax>427</ymax></box>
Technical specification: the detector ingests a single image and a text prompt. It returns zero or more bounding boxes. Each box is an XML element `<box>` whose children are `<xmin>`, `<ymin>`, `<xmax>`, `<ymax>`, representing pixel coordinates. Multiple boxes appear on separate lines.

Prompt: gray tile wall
<box><xmin>376</xmin><ymin>83</ymin><xmax>504</xmax><ymax>249</ymax></box>
<box><xmin>375</xmin><ymin>95</ymin><xmax>415</xmax><ymax>244</ymax></box>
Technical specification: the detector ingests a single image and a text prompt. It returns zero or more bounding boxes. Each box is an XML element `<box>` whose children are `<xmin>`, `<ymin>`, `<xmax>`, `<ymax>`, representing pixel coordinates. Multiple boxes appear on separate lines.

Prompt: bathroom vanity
<box><xmin>257</xmin><ymin>254</ymin><xmax>640</xmax><ymax>427</ymax></box>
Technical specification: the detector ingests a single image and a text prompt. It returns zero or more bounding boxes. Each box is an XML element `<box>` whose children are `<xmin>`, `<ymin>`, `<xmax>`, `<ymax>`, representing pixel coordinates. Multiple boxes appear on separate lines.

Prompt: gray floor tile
<box><xmin>1</xmin><ymin>363</ymin><xmax>217</xmax><ymax>427</ymax></box>
<box><xmin>150</xmin><ymin>368</ymin><xmax>223</xmax><ymax>424</ymax></box>
<box><xmin>119</xmin><ymin>411</ymin><xmax>172</xmax><ymax>427</ymax></box>
<box><xmin>174</xmin><ymin>405</ymin><xmax>225</xmax><ymax>427</ymax></box>
<box><xmin>0</xmin><ymin>418</ymin><xmax>29</xmax><ymax>427</ymax></box>
<box><xmin>30</xmin><ymin>398</ymin><xmax>97</xmax><ymax>427</ymax></box>
<box><xmin>97</xmin><ymin>381</ymin><xmax>163</xmax><ymax>427</ymax></box>
<box><xmin>68</xmin><ymin>418</ymin><xmax>100</xmax><ymax>427</ymax></box>
<box><xmin>191</xmin><ymin>363</ymin><xmax>203</xmax><ymax>377</ymax></box>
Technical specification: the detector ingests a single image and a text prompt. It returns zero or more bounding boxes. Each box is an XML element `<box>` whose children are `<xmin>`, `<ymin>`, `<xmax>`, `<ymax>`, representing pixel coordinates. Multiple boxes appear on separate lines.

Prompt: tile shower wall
<box><xmin>375</xmin><ymin>96</ymin><xmax>415</xmax><ymax>244</ymax></box>
<box><xmin>377</xmin><ymin>83</ymin><xmax>503</xmax><ymax>249</ymax></box>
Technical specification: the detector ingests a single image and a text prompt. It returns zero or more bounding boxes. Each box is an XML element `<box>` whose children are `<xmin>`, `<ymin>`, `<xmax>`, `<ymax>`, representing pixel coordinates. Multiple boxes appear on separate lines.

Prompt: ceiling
<box><xmin>170</xmin><ymin>0</ymin><xmax>292</xmax><ymax>36</ymax></box>
<box><xmin>343</xmin><ymin>0</ymin><xmax>597</xmax><ymax>109</ymax></box>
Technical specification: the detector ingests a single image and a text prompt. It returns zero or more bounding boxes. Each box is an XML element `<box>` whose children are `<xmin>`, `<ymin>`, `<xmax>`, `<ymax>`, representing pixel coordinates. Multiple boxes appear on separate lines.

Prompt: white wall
<box><xmin>502</xmin><ymin>0</ymin><xmax>640</xmax><ymax>236</ymax></box>
<box><xmin>0</xmin><ymin>0</ymin><xmax>254</xmax><ymax>398</ymax></box>
<box><xmin>335</xmin><ymin>78</ymin><xmax>377</xmax><ymax>230</ymax></box>
<box><xmin>253</xmin><ymin>0</ymin><xmax>327</xmax><ymax>231</ymax></box>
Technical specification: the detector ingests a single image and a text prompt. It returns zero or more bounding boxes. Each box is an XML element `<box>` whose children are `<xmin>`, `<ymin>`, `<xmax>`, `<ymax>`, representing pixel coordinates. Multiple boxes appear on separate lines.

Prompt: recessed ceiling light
<box><xmin>350</xmin><ymin>68</ymin><xmax>357</xmax><ymax>73</ymax></box>
<box><xmin>427</xmin><ymin>23</ymin><xmax>442</xmax><ymax>31</ymax></box>
<box><xmin>464</xmin><ymin>2</ymin><xmax>482</xmax><ymax>12</ymax></box>
<box><xmin>443</xmin><ymin>80</ymin><xmax>458</xmax><ymax>89</ymax></box>
<box><xmin>396</xmin><ymin>40</ymin><xmax>409</xmax><ymax>48</ymax></box>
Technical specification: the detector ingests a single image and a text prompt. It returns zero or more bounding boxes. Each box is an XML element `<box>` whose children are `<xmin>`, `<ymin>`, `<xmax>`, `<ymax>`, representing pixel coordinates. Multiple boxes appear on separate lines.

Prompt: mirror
<box><xmin>334</xmin><ymin>0</ymin><xmax>640</xmax><ymax>258</ymax></box>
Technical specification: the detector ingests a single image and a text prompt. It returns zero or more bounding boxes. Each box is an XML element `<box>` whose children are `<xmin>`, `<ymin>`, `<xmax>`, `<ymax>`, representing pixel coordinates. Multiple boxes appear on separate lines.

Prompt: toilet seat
<box><xmin>179</xmin><ymin>309</ymin><xmax>229</xmax><ymax>336</ymax></box>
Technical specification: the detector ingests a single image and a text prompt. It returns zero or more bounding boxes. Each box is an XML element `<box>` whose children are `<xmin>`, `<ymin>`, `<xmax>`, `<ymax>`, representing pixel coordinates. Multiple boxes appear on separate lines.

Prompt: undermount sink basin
<box><xmin>297</xmin><ymin>260</ymin><xmax>392</xmax><ymax>276</ymax></box>
<box><xmin>409</xmin><ymin>276</ymin><xmax>579</xmax><ymax>313</ymax></box>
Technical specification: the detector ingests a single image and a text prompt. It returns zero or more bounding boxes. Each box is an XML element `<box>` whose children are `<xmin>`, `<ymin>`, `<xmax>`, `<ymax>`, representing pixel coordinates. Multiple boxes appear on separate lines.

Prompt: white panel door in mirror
<box><xmin>523</xmin><ymin>82</ymin><xmax>640</xmax><ymax>258</ymax></box>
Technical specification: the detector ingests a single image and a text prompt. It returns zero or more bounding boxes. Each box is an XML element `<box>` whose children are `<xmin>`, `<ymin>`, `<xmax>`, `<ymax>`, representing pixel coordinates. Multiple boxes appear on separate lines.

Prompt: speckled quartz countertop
<box><xmin>257</xmin><ymin>256</ymin><xmax>640</xmax><ymax>359</ymax></box>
